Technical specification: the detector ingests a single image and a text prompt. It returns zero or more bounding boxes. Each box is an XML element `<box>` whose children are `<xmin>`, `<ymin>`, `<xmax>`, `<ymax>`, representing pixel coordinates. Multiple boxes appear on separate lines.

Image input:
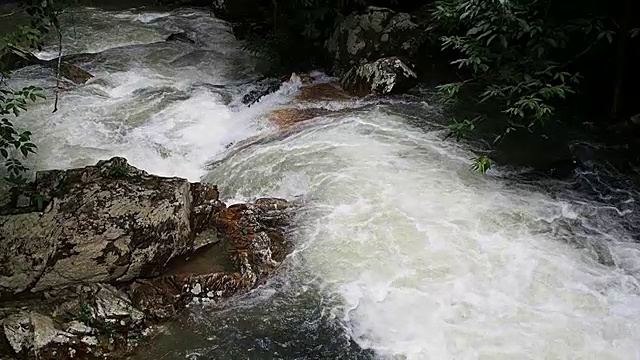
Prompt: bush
<box><xmin>429</xmin><ymin>0</ymin><xmax>621</xmax><ymax>171</ymax></box>
<box><xmin>1</xmin><ymin>0</ymin><xmax>58</xmax><ymax>184</ymax></box>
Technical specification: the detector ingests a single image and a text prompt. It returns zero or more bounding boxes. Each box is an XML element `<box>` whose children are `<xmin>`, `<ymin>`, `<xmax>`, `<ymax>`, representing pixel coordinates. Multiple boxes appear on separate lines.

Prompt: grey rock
<box><xmin>64</xmin><ymin>321</ymin><xmax>94</xmax><ymax>335</ymax></box>
<box><xmin>91</xmin><ymin>284</ymin><xmax>144</xmax><ymax>326</ymax></box>
<box><xmin>2</xmin><ymin>312</ymin><xmax>72</xmax><ymax>355</ymax></box>
<box><xmin>0</xmin><ymin>157</ymin><xmax>221</xmax><ymax>297</ymax></box>
<box><xmin>15</xmin><ymin>195</ymin><xmax>30</xmax><ymax>209</ymax></box>
<box><xmin>340</xmin><ymin>57</ymin><xmax>418</xmax><ymax>96</ymax></box>
<box><xmin>327</xmin><ymin>7</ymin><xmax>422</xmax><ymax>69</ymax></box>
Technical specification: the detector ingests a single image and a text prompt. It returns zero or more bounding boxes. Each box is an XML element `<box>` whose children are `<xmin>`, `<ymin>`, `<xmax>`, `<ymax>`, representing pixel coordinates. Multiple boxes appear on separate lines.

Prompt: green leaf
<box><xmin>499</xmin><ymin>35</ymin><xmax>508</xmax><ymax>48</ymax></box>
<box><xmin>471</xmin><ymin>155</ymin><xmax>492</xmax><ymax>174</ymax></box>
<box><xmin>606</xmin><ymin>32</ymin><xmax>613</xmax><ymax>43</ymax></box>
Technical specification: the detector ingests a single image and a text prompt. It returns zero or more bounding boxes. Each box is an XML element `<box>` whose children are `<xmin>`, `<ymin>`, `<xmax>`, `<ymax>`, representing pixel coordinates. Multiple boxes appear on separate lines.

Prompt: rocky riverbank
<box><xmin>0</xmin><ymin>158</ymin><xmax>291</xmax><ymax>359</ymax></box>
<box><xmin>212</xmin><ymin>2</ymin><xmax>427</xmax><ymax>97</ymax></box>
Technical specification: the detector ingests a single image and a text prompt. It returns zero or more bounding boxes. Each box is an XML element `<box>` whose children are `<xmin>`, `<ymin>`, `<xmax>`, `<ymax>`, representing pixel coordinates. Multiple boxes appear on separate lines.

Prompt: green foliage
<box><xmin>76</xmin><ymin>302</ymin><xmax>93</xmax><ymax>325</ymax></box>
<box><xmin>76</xmin><ymin>301</ymin><xmax>116</xmax><ymax>336</ymax></box>
<box><xmin>471</xmin><ymin>155</ymin><xmax>491</xmax><ymax>174</ymax></box>
<box><xmin>429</xmin><ymin>0</ymin><xmax>617</xmax><ymax>173</ymax></box>
<box><xmin>1</xmin><ymin>1</ymin><xmax>59</xmax><ymax>185</ymax></box>
<box><xmin>0</xmin><ymin>87</ymin><xmax>44</xmax><ymax>184</ymax></box>
<box><xmin>445</xmin><ymin>117</ymin><xmax>477</xmax><ymax>141</ymax></box>
<box><xmin>432</xmin><ymin>0</ymin><xmax>593</xmax><ymax>128</ymax></box>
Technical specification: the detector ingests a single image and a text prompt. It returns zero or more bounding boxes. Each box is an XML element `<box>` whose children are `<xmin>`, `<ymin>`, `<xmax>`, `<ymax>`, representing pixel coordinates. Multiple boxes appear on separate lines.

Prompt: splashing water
<box><xmin>10</xmin><ymin>6</ymin><xmax>640</xmax><ymax>360</ymax></box>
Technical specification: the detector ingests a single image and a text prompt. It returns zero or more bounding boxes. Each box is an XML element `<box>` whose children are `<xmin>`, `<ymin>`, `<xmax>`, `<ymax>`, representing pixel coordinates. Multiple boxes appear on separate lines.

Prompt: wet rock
<box><xmin>268</xmin><ymin>108</ymin><xmax>333</xmax><ymax>128</ymax></box>
<box><xmin>327</xmin><ymin>7</ymin><xmax>422</xmax><ymax>69</ymax></box>
<box><xmin>130</xmin><ymin>198</ymin><xmax>291</xmax><ymax>320</ymax></box>
<box><xmin>56</xmin><ymin>62</ymin><xmax>94</xmax><ymax>85</ymax></box>
<box><xmin>297</xmin><ymin>82</ymin><xmax>352</xmax><ymax>102</ymax></box>
<box><xmin>166</xmin><ymin>32</ymin><xmax>196</xmax><ymax>44</ymax></box>
<box><xmin>0</xmin><ymin>157</ymin><xmax>221</xmax><ymax>298</ymax></box>
<box><xmin>0</xmin><ymin>45</ymin><xmax>93</xmax><ymax>85</ymax></box>
<box><xmin>340</xmin><ymin>57</ymin><xmax>418</xmax><ymax>96</ymax></box>
<box><xmin>0</xmin><ymin>159</ymin><xmax>293</xmax><ymax>359</ymax></box>
<box><xmin>241</xmin><ymin>77</ymin><xmax>285</xmax><ymax>106</ymax></box>
<box><xmin>190</xmin><ymin>182</ymin><xmax>224</xmax><ymax>239</ymax></box>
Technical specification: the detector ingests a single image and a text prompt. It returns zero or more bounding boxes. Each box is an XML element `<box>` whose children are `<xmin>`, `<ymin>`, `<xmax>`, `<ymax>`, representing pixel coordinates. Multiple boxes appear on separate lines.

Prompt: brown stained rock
<box><xmin>295</xmin><ymin>72</ymin><xmax>314</xmax><ymax>85</ymax></box>
<box><xmin>58</xmin><ymin>63</ymin><xmax>94</xmax><ymax>85</ymax></box>
<box><xmin>297</xmin><ymin>82</ymin><xmax>352</xmax><ymax>102</ymax></box>
<box><xmin>266</xmin><ymin>78</ymin><xmax>351</xmax><ymax>129</ymax></box>
<box><xmin>0</xmin><ymin>158</ymin><xmax>221</xmax><ymax>298</ymax></box>
<box><xmin>268</xmin><ymin>108</ymin><xmax>333</xmax><ymax>128</ymax></box>
<box><xmin>129</xmin><ymin>198</ymin><xmax>291</xmax><ymax>321</ymax></box>
<box><xmin>129</xmin><ymin>272</ymin><xmax>250</xmax><ymax>320</ymax></box>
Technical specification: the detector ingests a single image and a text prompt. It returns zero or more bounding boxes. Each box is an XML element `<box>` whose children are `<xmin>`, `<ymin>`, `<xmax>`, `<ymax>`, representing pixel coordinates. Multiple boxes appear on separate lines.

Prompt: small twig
<box><xmin>0</xmin><ymin>9</ymin><xmax>26</xmax><ymax>19</ymax></box>
<box><xmin>53</xmin><ymin>24</ymin><xmax>62</xmax><ymax>113</ymax></box>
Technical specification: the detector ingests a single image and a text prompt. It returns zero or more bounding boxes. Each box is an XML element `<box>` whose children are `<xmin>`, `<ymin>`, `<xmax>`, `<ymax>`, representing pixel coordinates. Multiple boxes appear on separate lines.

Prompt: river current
<box><xmin>8</xmin><ymin>6</ymin><xmax>640</xmax><ymax>360</ymax></box>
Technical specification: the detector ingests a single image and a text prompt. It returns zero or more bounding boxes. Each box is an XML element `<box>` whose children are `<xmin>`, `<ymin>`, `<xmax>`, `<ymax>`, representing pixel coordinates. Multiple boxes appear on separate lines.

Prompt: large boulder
<box><xmin>0</xmin><ymin>158</ymin><xmax>293</xmax><ymax>359</ymax></box>
<box><xmin>326</xmin><ymin>7</ymin><xmax>422</xmax><ymax>69</ymax></box>
<box><xmin>0</xmin><ymin>157</ymin><xmax>221</xmax><ymax>298</ymax></box>
<box><xmin>0</xmin><ymin>46</ymin><xmax>93</xmax><ymax>85</ymax></box>
<box><xmin>0</xmin><ymin>195</ymin><xmax>291</xmax><ymax>360</ymax></box>
<box><xmin>340</xmin><ymin>56</ymin><xmax>418</xmax><ymax>96</ymax></box>
<box><xmin>1</xmin><ymin>284</ymin><xmax>149</xmax><ymax>359</ymax></box>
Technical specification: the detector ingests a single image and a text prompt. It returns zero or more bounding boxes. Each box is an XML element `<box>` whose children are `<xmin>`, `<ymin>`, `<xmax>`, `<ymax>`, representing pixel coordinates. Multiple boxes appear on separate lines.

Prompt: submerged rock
<box><xmin>268</xmin><ymin>108</ymin><xmax>333</xmax><ymax>128</ymax></box>
<box><xmin>241</xmin><ymin>77</ymin><xmax>285</xmax><ymax>106</ymax></box>
<box><xmin>327</xmin><ymin>7</ymin><xmax>422</xmax><ymax>69</ymax></box>
<box><xmin>56</xmin><ymin>62</ymin><xmax>94</xmax><ymax>85</ymax></box>
<box><xmin>0</xmin><ymin>157</ymin><xmax>220</xmax><ymax>298</ymax></box>
<box><xmin>340</xmin><ymin>56</ymin><xmax>418</xmax><ymax>96</ymax></box>
<box><xmin>0</xmin><ymin>46</ymin><xmax>93</xmax><ymax>85</ymax></box>
<box><xmin>297</xmin><ymin>82</ymin><xmax>351</xmax><ymax>102</ymax></box>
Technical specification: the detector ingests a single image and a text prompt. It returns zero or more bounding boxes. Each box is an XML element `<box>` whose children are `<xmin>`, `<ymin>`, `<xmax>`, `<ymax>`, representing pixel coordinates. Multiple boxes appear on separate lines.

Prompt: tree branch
<box><xmin>0</xmin><ymin>9</ymin><xmax>25</xmax><ymax>19</ymax></box>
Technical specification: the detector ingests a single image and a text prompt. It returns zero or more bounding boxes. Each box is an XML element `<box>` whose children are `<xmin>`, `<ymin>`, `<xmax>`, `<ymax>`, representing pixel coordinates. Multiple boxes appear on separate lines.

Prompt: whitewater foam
<box><xmin>11</xmin><ymin>6</ymin><xmax>640</xmax><ymax>360</ymax></box>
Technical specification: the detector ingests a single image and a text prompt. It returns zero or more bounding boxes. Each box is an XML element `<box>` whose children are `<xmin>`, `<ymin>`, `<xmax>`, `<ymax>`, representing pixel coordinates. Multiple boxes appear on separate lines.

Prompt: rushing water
<box><xmin>8</xmin><ymin>6</ymin><xmax>640</xmax><ymax>360</ymax></box>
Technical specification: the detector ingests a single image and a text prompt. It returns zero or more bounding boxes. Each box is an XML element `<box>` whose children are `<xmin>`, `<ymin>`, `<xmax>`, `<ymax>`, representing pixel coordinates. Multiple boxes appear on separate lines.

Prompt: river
<box><xmin>8</xmin><ymin>6</ymin><xmax>640</xmax><ymax>360</ymax></box>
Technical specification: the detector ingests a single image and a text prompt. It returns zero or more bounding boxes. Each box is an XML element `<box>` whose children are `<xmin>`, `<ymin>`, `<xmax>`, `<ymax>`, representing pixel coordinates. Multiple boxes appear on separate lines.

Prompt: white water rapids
<box><xmin>8</xmin><ymin>6</ymin><xmax>640</xmax><ymax>360</ymax></box>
